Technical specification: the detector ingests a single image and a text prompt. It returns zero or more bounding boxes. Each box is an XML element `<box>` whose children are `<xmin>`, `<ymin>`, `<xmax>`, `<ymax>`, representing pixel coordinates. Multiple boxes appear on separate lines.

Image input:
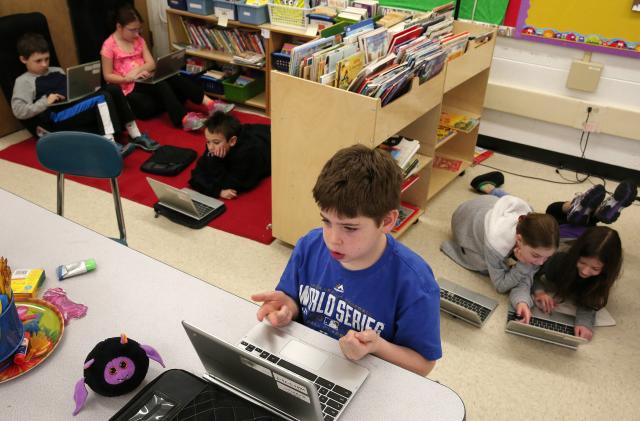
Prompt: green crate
<box><xmin>222</xmin><ymin>75</ymin><xmax>265</xmax><ymax>103</ymax></box>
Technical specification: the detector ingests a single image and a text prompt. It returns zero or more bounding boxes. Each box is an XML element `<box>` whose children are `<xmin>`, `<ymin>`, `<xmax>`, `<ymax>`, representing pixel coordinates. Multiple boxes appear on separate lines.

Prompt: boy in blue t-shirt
<box><xmin>252</xmin><ymin>144</ymin><xmax>441</xmax><ymax>376</ymax></box>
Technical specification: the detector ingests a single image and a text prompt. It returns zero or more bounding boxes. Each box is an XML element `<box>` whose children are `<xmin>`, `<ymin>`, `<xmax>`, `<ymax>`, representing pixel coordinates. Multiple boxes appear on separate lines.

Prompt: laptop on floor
<box><xmin>438</xmin><ymin>277</ymin><xmax>498</xmax><ymax>327</ymax></box>
<box><xmin>147</xmin><ymin>177</ymin><xmax>225</xmax><ymax>221</ymax></box>
<box><xmin>48</xmin><ymin>61</ymin><xmax>101</xmax><ymax>107</ymax></box>
<box><xmin>505</xmin><ymin>305</ymin><xmax>588</xmax><ymax>350</ymax></box>
<box><xmin>136</xmin><ymin>49</ymin><xmax>186</xmax><ymax>84</ymax></box>
<box><xmin>182</xmin><ymin>321</ymin><xmax>369</xmax><ymax>421</ymax></box>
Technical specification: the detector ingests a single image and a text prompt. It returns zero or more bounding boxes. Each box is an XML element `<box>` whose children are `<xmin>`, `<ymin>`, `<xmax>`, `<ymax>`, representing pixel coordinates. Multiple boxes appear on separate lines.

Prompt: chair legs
<box><xmin>110</xmin><ymin>178</ymin><xmax>127</xmax><ymax>246</ymax></box>
<box><xmin>56</xmin><ymin>173</ymin><xmax>65</xmax><ymax>216</ymax></box>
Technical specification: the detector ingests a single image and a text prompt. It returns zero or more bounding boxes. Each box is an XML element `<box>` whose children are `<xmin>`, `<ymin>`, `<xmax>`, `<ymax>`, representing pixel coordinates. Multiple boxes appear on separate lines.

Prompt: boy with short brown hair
<box><xmin>253</xmin><ymin>144</ymin><xmax>441</xmax><ymax>376</ymax></box>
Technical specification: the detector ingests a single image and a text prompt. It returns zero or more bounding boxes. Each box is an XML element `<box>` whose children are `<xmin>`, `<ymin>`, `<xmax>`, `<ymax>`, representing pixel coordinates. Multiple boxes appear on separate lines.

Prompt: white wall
<box><xmin>483</xmin><ymin>36</ymin><xmax>640</xmax><ymax>170</ymax></box>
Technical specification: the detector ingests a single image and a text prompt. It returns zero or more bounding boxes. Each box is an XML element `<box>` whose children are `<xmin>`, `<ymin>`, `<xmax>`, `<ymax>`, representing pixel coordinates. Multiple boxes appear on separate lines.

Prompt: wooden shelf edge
<box><xmin>391</xmin><ymin>209</ymin><xmax>424</xmax><ymax>238</ymax></box>
<box><xmin>435</xmin><ymin>132</ymin><xmax>459</xmax><ymax>150</ymax></box>
<box><xmin>427</xmin><ymin>159</ymin><xmax>472</xmax><ymax>200</ymax></box>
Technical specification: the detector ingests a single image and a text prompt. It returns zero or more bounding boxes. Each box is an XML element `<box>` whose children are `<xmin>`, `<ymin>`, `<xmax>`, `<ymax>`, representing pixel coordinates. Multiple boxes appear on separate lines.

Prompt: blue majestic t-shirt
<box><xmin>276</xmin><ymin>228</ymin><xmax>442</xmax><ymax>361</ymax></box>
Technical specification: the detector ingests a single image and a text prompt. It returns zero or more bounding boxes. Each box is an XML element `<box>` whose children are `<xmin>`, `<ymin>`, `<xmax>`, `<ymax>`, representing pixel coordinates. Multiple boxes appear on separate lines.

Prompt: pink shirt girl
<box><xmin>100</xmin><ymin>34</ymin><xmax>146</xmax><ymax>95</ymax></box>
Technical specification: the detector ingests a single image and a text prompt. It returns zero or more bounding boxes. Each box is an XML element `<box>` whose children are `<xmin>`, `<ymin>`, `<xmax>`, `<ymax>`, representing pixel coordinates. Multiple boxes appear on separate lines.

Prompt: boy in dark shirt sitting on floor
<box><xmin>189</xmin><ymin>111</ymin><xmax>270</xmax><ymax>199</ymax></box>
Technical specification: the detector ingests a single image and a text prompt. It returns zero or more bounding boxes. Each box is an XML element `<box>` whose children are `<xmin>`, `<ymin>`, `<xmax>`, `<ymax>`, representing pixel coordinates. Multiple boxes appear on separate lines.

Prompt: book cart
<box><xmin>166</xmin><ymin>8</ymin><xmax>316</xmax><ymax>114</ymax></box>
<box><xmin>271</xmin><ymin>20</ymin><xmax>496</xmax><ymax>245</ymax></box>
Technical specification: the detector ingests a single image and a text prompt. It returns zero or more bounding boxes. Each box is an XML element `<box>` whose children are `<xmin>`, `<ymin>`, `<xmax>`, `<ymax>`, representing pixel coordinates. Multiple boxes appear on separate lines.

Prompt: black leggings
<box><xmin>125</xmin><ymin>74</ymin><xmax>205</xmax><ymax>128</ymax></box>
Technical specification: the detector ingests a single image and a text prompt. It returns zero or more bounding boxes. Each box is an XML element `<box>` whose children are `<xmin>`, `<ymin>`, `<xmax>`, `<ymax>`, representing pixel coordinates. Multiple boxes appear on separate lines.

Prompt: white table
<box><xmin>0</xmin><ymin>189</ymin><xmax>465</xmax><ymax>420</ymax></box>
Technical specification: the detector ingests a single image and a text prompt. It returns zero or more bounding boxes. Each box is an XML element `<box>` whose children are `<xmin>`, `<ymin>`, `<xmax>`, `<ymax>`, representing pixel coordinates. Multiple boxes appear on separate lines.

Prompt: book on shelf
<box><xmin>433</xmin><ymin>156</ymin><xmax>462</xmax><ymax>172</ymax></box>
<box><xmin>393</xmin><ymin>202</ymin><xmax>420</xmax><ymax>233</ymax></box>
<box><xmin>232</xmin><ymin>75</ymin><xmax>255</xmax><ymax>86</ymax></box>
<box><xmin>440</xmin><ymin>31</ymin><xmax>470</xmax><ymax>61</ymax></box>
<box><xmin>335</xmin><ymin>52</ymin><xmax>365</xmax><ymax>89</ymax></box>
<box><xmin>377</xmin><ymin>11</ymin><xmax>410</xmax><ymax>28</ymax></box>
<box><xmin>402</xmin><ymin>157</ymin><xmax>420</xmax><ymax>178</ymax></box>
<box><xmin>379</xmin><ymin>135</ymin><xmax>420</xmax><ymax>169</ymax></box>
<box><xmin>358</xmin><ymin>27</ymin><xmax>389</xmax><ymax>64</ymax></box>
<box><xmin>436</xmin><ymin>125</ymin><xmax>456</xmax><ymax>145</ymax></box>
<box><xmin>439</xmin><ymin>111</ymin><xmax>479</xmax><ymax>133</ymax></box>
<box><xmin>473</xmin><ymin>146</ymin><xmax>494</xmax><ymax>165</ymax></box>
<box><xmin>233</xmin><ymin>50</ymin><xmax>265</xmax><ymax>67</ymax></box>
<box><xmin>351</xmin><ymin>0</ymin><xmax>378</xmax><ymax>18</ymax></box>
<box><xmin>337</xmin><ymin>11</ymin><xmax>365</xmax><ymax>21</ymax></box>
<box><xmin>400</xmin><ymin>174</ymin><xmax>420</xmax><ymax>192</ymax></box>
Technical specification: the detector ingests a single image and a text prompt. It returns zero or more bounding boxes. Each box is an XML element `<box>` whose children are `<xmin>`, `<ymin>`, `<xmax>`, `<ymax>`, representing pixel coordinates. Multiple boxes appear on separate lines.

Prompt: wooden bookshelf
<box><xmin>270</xmin><ymin>20</ymin><xmax>496</xmax><ymax>245</ymax></box>
<box><xmin>166</xmin><ymin>8</ymin><xmax>315</xmax><ymax>114</ymax></box>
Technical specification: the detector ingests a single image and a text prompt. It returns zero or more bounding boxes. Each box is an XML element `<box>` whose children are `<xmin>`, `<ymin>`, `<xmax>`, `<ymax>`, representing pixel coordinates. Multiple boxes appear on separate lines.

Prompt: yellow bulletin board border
<box><xmin>515</xmin><ymin>0</ymin><xmax>640</xmax><ymax>58</ymax></box>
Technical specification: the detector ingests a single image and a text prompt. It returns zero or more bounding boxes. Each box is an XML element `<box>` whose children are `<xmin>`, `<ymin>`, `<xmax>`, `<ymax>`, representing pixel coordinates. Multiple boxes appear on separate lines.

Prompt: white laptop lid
<box><xmin>147</xmin><ymin>177</ymin><xmax>200</xmax><ymax>218</ymax></box>
<box><xmin>48</xmin><ymin>61</ymin><xmax>101</xmax><ymax>107</ymax></box>
<box><xmin>182</xmin><ymin>321</ymin><xmax>324</xmax><ymax>421</ymax></box>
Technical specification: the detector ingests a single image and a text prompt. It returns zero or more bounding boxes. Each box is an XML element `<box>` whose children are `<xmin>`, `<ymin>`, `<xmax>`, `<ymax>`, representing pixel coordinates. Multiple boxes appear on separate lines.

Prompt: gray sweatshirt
<box><xmin>533</xmin><ymin>252</ymin><xmax>597</xmax><ymax>330</ymax></box>
<box><xmin>440</xmin><ymin>195</ymin><xmax>539</xmax><ymax>309</ymax></box>
<box><xmin>11</xmin><ymin>67</ymin><xmax>64</xmax><ymax>120</ymax></box>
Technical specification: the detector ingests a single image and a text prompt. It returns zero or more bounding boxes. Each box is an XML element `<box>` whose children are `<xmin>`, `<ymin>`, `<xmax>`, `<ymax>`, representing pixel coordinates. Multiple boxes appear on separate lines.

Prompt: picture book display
<box><xmin>436</xmin><ymin>125</ymin><xmax>456</xmax><ymax>146</ymax></box>
<box><xmin>433</xmin><ymin>156</ymin><xmax>462</xmax><ymax>172</ymax></box>
<box><xmin>393</xmin><ymin>202</ymin><xmax>420</xmax><ymax>232</ymax></box>
<box><xmin>439</xmin><ymin>111</ymin><xmax>479</xmax><ymax>133</ymax></box>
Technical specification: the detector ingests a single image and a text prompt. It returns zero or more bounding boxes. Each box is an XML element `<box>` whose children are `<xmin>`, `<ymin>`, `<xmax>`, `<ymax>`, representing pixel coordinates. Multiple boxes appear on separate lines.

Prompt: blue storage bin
<box><xmin>0</xmin><ymin>295</ymin><xmax>25</xmax><ymax>372</ymax></box>
<box><xmin>236</xmin><ymin>4</ymin><xmax>269</xmax><ymax>25</ymax></box>
<box><xmin>214</xmin><ymin>0</ymin><xmax>240</xmax><ymax>20</ymax></box>
<box><xmin>200</xmin><ymin>74</ymin><xmax>226</xmax><ymax>95</ymax></box>
<box><xmin>187</xmin><ymin>0</ymin><xmax>215</xmax><ymax>15</ymax></box>
<box><xmin>167</xmin><ymin>0</ymin><xmax>188</xmax><ymax>10</ymax></box>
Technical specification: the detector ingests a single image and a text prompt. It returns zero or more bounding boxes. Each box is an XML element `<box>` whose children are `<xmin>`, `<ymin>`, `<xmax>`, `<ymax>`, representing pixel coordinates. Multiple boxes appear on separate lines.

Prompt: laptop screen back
<box><xmin>151</xmin><ymin>49</ymin><xmax>185</xmax><ymax>82</ymax></box>
<box><xmin>67</xmin><ymin>61</ymin><xmax>101</xmax><ymax>100</ymax></box>
<box><xmin>183</xmin><ymin>321</ymin><xmax>323</xmax><ymax>421</ymax></box>
<box><xmin>147</xmin><ymin>178</ymin><xmax>199</xmax><ymax>217</ymax></box>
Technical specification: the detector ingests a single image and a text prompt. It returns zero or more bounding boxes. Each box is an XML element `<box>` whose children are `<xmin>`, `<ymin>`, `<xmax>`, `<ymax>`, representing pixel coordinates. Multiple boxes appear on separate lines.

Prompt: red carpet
<box><xmin>0</xmin><ymin>111</ymin><xmax>275</xmax><ymax>245</ymax></box>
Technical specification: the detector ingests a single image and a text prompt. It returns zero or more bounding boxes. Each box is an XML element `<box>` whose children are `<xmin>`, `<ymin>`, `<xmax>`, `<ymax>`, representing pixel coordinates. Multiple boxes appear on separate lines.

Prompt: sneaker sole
<box><xmin>567</xmin><ymin>185</ymin><xmax>605</xmax><ymax>225</ymax></box>
<box><xmin>594</xmin><ymin>181</ymin><xmax>637</xmax><ymax>223</ymax></box>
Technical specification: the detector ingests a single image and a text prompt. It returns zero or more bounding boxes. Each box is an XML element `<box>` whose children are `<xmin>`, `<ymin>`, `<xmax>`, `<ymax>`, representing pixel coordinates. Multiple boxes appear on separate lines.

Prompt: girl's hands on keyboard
<box><xmin>515</xmin><ymin>302</ymin><xmax>532</xmax><ymax>324</ymax></box>
<box><xmin>533</xmin><ymin>291</ymin><xmax>556</xmax><ymax>314</ymax></box>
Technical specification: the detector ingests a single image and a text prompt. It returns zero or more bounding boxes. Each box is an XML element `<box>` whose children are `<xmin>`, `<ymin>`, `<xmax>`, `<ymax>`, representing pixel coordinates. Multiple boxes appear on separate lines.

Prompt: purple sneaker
<box><xmin>593</xmin><ymin>179</ymin><xmax>637</xmax><ymax>224</ymax></box>
<box><xmin>566</xmin><ymin>184</ymin><xmax>605</xmax><ymax>226</ymax></box>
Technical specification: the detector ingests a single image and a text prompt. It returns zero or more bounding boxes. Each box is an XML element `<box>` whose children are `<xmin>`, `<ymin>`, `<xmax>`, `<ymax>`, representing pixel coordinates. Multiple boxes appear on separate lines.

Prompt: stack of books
<box><xmin>233</xmin><ymin>50</ymin><xmax>266</xmax><ymax>67</ymax></box>
<box><xmin>378</xmin><ymin>135</ymin><xmax>421</xmax><ymax>178</ymax></box>
<box><xmin>182</xmin><ymin>19</ymin><xmax>265</xmax><ymax>58</ymax></box>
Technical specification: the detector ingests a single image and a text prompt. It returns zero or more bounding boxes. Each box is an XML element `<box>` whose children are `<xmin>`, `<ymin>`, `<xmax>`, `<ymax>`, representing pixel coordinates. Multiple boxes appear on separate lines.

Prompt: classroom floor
<box><xmin>1</xmin><ymin>121</ymin><xmax>638</xmax><ymax>420</ymax></box>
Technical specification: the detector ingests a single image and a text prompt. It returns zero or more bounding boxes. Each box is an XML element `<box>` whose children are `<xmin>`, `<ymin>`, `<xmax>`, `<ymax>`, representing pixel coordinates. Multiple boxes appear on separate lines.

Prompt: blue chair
<box><xmin>36</xmin><ymin>131</ymin><xmax>127</xmax><ymax>245</ymax></box>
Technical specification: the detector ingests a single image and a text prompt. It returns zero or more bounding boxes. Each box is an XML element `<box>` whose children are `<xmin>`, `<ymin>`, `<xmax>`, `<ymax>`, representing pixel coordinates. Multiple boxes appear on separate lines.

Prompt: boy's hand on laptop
<box><xmin>220</xmin><ymin>189</ymin><xmax>237</xmax><ymax>199</ymax></box>
<box><xmin>533</xmin><ymin>291</ymin><xmax>556</xmax><ymax>314</ymax></box>
<box><xmin>339</xmin><ymin>330</ymin><xmax>379</xmax><ymax>361</ymax></box>
<box><xmin>47</xmin><ymin>93</ymin><xmax>65</xmax><ymax>104</ymax></box>
<box><xmin>251</xmin><ymin>291</ymin><xmax>299</xmax><ymax>327</ymax></box>
<box><xmin>574</xmin><ymin>325</ymin><xmax>593</xmax><ymax>341</ymax></box>
<box><xmin>515</xmin><ymin>302</ymin><xmax>532</xmax><ymax>324</ymax></box>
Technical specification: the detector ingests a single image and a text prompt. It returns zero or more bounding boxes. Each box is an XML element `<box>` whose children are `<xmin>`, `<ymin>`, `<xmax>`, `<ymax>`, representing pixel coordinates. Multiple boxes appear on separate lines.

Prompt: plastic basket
<box><xmin>200</xmin><ymin>74</ymin><xmax>226</xmax><ymax>95</ymax></box>
<box><xmin>237</xmin><ymin>3</ymin><xmax>270</xmax><ymax>25</ymax></box>
<box><xmin>223</xmin><ymin>75</ymin><xmax>265</xmax><ymax>102</ymax></box>
<box><xmin>271</xmin><ymin>52</ymin><xmax>290</xmax><ymax>72</ymax></box>
<box><xmin>0</xmin><ymin>295</ymin><xmax>25</xmax><ymax>372</ymax></box>
<box><xmin>267</xmin><ymin>2</ymin><xmax>312</xmax><ymax>29</ymax></box>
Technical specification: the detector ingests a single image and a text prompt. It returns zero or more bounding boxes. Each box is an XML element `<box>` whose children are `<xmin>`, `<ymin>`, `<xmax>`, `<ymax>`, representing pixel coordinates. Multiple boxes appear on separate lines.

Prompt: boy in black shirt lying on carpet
<box><xmin>189</xmin><ymin>111</ymin><xmax>270</xmax><ymax>199</ymax></box>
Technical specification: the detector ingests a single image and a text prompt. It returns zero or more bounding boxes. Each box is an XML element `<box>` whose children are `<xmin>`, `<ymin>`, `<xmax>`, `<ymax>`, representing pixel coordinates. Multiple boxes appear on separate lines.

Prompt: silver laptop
<box><xmin>439</xmin><ymin>277</ymin><xmax>498</xmax><ymax>327</ymax></box>
<box><xmin>183</xmin><ymin>321</ymin><xmax>369</xmax><ymax>421</ymax></box>
<box><xmin>136</xmin><ymin>49</ymin><xmax>185</xmax><ymax>84</ymax></box>
<box><xmin>147</xmin><ymin>177</ymin><xmax>225</xmax><ymax>221</ymax></box>
<box><xmin>505</xmin><ymin>305</ymin><xmax>588</xmax><ymax>350</ymax></box>
<box><xmin>48</xmin><ymin>61</ymin><xmax>101</xmax><ymax>107</ymax></box>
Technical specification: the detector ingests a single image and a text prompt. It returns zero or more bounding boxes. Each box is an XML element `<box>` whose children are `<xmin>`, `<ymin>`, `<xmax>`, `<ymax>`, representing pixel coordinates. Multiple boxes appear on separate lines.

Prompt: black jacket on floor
<box><xmin>188</xmin><ymin>124</ymin><xmax>271</xmax><ymax>198</ymax></box>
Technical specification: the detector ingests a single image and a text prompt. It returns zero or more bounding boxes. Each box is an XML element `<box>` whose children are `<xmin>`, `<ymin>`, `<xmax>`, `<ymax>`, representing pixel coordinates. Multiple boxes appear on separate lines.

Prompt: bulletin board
<box><xmin>515</xmin><ymin>0</ymin><xmax>640</xmax><ymax>58</ymax></box>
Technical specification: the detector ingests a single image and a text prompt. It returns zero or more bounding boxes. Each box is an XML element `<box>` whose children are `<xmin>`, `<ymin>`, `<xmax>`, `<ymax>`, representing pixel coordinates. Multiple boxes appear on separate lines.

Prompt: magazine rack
<box><xmin>271</xmin><ymin>20</ymin><xmax>496</xmax><ymax>245</ymax></box>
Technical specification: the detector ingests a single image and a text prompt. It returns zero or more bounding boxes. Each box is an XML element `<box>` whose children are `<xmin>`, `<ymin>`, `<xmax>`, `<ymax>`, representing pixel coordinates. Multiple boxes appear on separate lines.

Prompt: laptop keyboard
<box><xmin>193</xmin><ymin>200</ymin><xmax>214</xmax><ymax>217</ymax></box>
<box><xmin>240</xmin><ymin>340</ymin><xmax>353</xmax><ymax>421</ymax></box>
<box><xmin>507</xmin><ymin>312</ymin><xmax>575</xmax><ymax>335</ymax></box>
<box><xmin>440</xmin><ymin>288</ymin><xmax>492</xmax><ymax>322</ymax></box>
